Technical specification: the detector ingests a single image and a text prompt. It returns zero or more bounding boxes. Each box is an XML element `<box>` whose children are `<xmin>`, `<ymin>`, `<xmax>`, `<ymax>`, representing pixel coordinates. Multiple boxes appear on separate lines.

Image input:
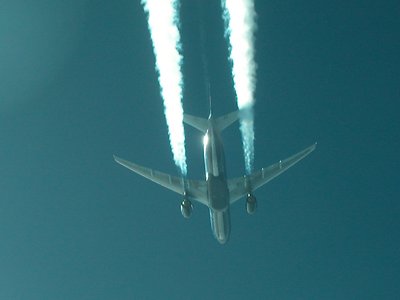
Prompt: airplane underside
<box><xmin>114</xmin><ymin>109</ymin><xmax>316</xmax><ymax>244</ymax></box>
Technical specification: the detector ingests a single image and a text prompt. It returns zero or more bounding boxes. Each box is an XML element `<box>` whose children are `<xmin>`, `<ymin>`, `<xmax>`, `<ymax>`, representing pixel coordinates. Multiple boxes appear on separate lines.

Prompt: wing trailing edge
<box><xmin>228</xmin><ymin>143</ymin><xmax>317</xmax><ymax>204</ymax></box>
<box><xmin>113</xmin><ymin>155</ymin><xmax>208</xmax><ymax>206</ymax></box>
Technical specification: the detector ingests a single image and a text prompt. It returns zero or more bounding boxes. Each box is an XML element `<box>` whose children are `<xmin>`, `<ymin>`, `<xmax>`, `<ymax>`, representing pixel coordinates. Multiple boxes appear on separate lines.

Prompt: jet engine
<box><xmin>246</xmin><ymin>194</ymin><xmax>257</xmax><ymax>215</ymax></box>
<box><xmin>180</xmin><ymin>199</ymin><xmax>193</xmax><ymax>219</ymax></box>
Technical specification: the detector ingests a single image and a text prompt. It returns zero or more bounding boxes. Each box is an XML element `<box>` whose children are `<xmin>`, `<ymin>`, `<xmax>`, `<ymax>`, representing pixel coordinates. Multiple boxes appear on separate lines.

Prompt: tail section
<box><xmin>183</xmin><ymin>110</ymin><xmax>239</xmax><ymax>133</ymax></box>
<box><xmin>215</xmin><ymin>110</ymin><xmax>239</xmax><ymax>132</ymax></box>
<box><xmin>183</xmin><ymin>114</ymin><xmax>209</xmax><ymax>133</ymax></box>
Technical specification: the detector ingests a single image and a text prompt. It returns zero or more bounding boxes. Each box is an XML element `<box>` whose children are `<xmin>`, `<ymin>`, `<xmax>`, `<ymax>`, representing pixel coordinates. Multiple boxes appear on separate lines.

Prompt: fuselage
<box><xmin>203</xmin><ymin>118</ymin><xmax>231</xmax><ymax>244</ymax></box>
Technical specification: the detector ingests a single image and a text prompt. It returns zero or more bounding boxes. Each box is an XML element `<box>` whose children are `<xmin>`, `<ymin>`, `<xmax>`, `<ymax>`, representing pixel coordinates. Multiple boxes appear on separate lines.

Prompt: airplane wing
<box><xmin>228</xmin><ymin>143</ymin><xmax>317</xmax><ymax>204</ymax></box>
<box><xmin>113</xmin><ymin>155</ymin><xmax>208</xmax><ymax>206</ymax></box>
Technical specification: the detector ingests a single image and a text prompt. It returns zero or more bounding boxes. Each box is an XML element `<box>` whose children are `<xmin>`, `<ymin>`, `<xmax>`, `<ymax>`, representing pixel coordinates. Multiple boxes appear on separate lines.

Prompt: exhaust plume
<box><xmin>141</xmin><ymin>0</ymin><xmax>187</xmax><ymax>176</ymax></box>
<box><xmin>222</xmin><ymin>0</ymin><xmax>257</xmax><ymax>174</ymax></box>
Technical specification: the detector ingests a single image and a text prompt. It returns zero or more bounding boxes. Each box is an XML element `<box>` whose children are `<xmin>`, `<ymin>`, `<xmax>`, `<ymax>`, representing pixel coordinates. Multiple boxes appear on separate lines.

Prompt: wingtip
<box><xmin>310</xmin><ymin>142</ymin><xmax>317</xmax><ymax>151</ymax></box>
<box><xmin>302</xmin><ymin>143</ymin><xmax>317</xmax><ymax>155</ymax></box>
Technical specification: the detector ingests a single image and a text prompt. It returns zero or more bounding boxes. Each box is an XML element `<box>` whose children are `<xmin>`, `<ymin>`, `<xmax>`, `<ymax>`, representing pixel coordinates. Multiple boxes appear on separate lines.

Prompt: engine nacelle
<box><xmin>246</xmin><ymin>194</ymin><xmax>257</xmax><ymax>215</ymax></box>
<box><xmin>180</xmin><ymin>199</ymin><xmax>193</xmax><ymax>219</ymax></box>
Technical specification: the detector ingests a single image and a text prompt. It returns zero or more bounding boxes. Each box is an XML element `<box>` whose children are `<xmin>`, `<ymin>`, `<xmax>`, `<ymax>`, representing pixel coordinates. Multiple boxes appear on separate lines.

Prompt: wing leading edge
<box><xmin>113</xmin><ymin>156</ymin><xmax>208</xmax><ymax>206</ymax></box>
<box><xmin>228</xmin><ymin>143</ymin><xmax>317</xmax><ymax>204</ymax></box>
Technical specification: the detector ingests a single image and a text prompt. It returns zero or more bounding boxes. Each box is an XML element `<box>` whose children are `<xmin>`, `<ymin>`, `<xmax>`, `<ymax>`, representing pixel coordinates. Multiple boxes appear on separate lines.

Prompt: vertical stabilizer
<box><xmin>208</xmin><ymin>83</ymin><xmax>213</xmax><ymax>119</ymax></box>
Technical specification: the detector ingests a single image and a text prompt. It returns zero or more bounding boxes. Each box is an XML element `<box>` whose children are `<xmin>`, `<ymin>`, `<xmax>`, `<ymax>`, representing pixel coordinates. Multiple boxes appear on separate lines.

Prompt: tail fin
<box><xmin>183</xmin><ymin>110</ymin><xmax>239</xmax><ymax>133</ymax></box>
<box><xmin>208</xmin><ymin>83</ymin><xmax>212</xmax><ymax>119</ymax></box>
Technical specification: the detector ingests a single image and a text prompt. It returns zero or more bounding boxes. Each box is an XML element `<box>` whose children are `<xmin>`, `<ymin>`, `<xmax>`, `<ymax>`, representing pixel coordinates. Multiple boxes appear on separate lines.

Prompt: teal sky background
<box><xmin>1</xmin><ymin>0</ymin><xmax>399</xmax><ymax>299</ymax></box>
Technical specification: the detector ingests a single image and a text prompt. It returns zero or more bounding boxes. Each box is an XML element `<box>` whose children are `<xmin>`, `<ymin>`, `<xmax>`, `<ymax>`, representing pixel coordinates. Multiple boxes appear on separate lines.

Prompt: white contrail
<box><xmin>141</xmin><ymin>0</ymin><xmax>187</xmax><ymax>176</ymax></box>
<box><xmin>222</xmin><ymin>0</ymin><xmax>257</xmax><ymax>175</ymax></box>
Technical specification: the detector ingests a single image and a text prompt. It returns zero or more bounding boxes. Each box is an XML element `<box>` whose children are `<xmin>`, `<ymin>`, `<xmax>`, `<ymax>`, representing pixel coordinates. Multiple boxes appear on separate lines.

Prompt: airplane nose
<box><xmin>218</xmin><ymin>238</ymin><xmax>228</xmax><ymax>245</ymax></box>
<box><xmin>212</xmin><ymin>225</ymin><xmax>229</xmax><ymax>244</ymax></box>
<box><xmin>217</xmin><ymin>235</ymin><xmax>229</xmax><ymax>244</ymax></box>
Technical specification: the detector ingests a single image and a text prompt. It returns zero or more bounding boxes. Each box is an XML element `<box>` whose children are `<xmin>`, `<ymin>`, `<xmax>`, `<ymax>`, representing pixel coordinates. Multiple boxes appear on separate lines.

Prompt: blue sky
<box><xmin>1</xmin><ymin>0</ymin><xmax>399</xmax><ymax>299</ymax></box>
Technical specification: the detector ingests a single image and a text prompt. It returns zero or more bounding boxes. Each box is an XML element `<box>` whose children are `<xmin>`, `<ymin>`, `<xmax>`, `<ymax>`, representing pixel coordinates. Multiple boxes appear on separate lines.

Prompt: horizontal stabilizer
<box><xmin>215</xmin><ymin>110</ymin><xmax>239</xmax><ymax>132</ymax></box>
<box><xmin>228</xmin><ymin>143</ymin><xmax>317</xmax><ymax>204</ymax></box>
<box><xmin>183</xmin><ymin>114</ymin><xmax>208</xmax><ymax>133</ymax></box>
<box><xmin>183</xmin><ymin>110</ymin><xmax>239</xmax><ymax>133</ymax></box>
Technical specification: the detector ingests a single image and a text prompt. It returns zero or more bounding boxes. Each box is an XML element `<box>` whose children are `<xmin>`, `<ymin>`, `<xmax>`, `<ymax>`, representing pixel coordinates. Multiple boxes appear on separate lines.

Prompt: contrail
<box><xmin>141</xmin><ymin>0</ymin><xmax>187</xmax><ymax>176</ymax></box>
<box><xmin>222</xmin><ymin>0</ymin><xmax>257</xmax><ymax>175</ymax></box>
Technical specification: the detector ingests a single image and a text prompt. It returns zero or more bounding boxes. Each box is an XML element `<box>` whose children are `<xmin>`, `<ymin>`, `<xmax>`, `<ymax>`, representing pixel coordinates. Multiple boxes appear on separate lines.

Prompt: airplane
<box><xmin>114</xmin><ymin>110</ymin><xmax>316</xmax><ymax>244</ymax></box>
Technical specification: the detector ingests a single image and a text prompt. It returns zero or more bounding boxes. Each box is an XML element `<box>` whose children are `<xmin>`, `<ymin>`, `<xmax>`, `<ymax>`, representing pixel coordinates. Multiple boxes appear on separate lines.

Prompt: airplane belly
<box><xmin>207</xmin><ymin>175</ymin><xmax>229</xmax><ymax>210</ymax></box>
<box><xmin>209</xmin><ymin>209</ymin><xmax>231</xmax><ymax>244</ymax></box>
